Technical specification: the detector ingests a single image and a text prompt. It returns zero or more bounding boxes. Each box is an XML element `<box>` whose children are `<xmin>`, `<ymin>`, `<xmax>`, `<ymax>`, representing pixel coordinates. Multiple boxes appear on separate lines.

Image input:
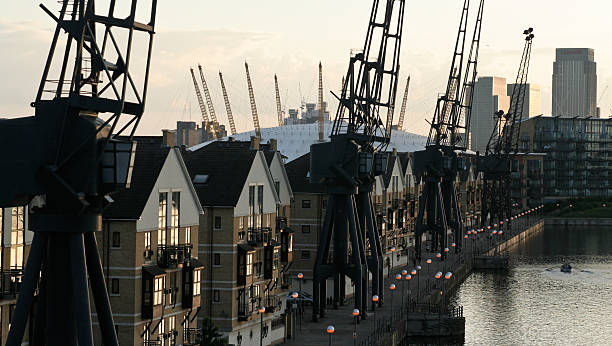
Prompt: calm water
<box><xmin>450</xmin><ymin>226</ymin><xmax>612</xmax><ymax>345</ymax></box>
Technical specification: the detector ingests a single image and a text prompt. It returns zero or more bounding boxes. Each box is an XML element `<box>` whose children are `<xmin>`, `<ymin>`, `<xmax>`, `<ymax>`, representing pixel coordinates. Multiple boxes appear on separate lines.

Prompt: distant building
<box><xmin>283</xmin><ymin>103</ymin><xmax>330</xmax><ymax>125</ymax></box>
<box><xmin>519</xmin><ymin>116</ymin><xmax>611</xmax><ymax>199</ymax></box>
<box><xmin>552</xmin><ymin>48</ymin><xmax>597</xmax><ymax>118</ymax></box>
<box><xmin>177</xmin><ymin>121</ymin><xmax>199</xmax><ymax>147</ymax></box>
<box><xmin>469</xmin><ymin>77</ymin><xmax>510</xmax><ymax>153</ymax></box>
<box><xmin>507</xmin><ymin>83</ymin><xmax>541</xmax><ymax>119</ymax></box>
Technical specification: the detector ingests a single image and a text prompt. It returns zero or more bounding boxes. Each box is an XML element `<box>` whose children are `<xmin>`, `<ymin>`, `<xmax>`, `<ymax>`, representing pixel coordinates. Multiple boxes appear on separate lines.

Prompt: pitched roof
<box><xmin>103</xmin><ymin>136</ymin><xmax>170</xmax><ymax>220</ymax></box>
<box><xmin>382</xmin><ymin>153</ymin><xmax>398</xmax><ymax>188</ymax></box>
<box><xmin>397</xmin><ymin>152</ymin><xmax>412</xmax><ymax>174</ymax></box>
<box><xmin>181</xmin><ymin>143</ymin><xmax>257</xmax><ymax>207</ymax></box>
<box><xmin>286</xmin><ymin>153</ymin><xmax>326</xmax><ymax>194</ymax></box>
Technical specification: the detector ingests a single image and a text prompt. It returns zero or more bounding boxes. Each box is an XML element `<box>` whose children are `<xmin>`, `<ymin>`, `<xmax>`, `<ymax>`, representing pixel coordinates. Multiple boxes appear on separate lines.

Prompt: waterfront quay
<box><xmin>283</xmin><ymin>211</ymin><xmax>544</xmax><ymax>346</ymax></box>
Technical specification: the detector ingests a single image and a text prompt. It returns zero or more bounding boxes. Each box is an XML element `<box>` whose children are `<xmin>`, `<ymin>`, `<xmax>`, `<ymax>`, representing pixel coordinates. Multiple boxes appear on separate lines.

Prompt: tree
<box><xmin>200</xmin><ymin>317</ymin><xmax>226</xmax><ymax>346</ymax></box>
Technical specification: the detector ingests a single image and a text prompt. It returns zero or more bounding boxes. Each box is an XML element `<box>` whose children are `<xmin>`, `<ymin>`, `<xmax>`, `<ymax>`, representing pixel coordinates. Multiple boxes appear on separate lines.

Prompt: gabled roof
<box><xmin>397</xmin><ymin>152</ymin><xmax>412</xmax><ymax>175</ymax></box>
<box><xmin>286</xmin><ymin>153</ymin><xmax>326</xmax><ymax>194</ymax></box>
<box><xmin>181</xmin><ymin>142</ymin><xmax>258</xmax><ymax>207</ymax></box>
<box><xmin>382</xmin><ymin>153</ymin><xmax>399</xmax><ymax>188</ymax></box>
<box><xmin>103</xmin><ymin>136</ymin><xmax>170</xmax><ymax>220</ymax></box>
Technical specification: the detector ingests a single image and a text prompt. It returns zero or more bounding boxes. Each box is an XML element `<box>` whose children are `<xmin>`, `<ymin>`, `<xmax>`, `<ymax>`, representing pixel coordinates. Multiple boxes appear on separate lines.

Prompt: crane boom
<box><xmin>397</xmin><ymin>75</ymin><xmax>410</xmax><ymax>131</ymax></box>
<box><xmin>245</xmin><ymin>62</ymin><xmax>262</xmax><ymax>138</ymax></box>
<box><xmin>190</xmin><ymin>67</ymin><xmax>211</xmax><ymax>125</ymax></box>
<box><xmin>197</xmin><ymin>65</ymin><xmax>219</xmax><ymax>139</ymax></box>
<box><xmin>275</xmin><ymin>74</ymin><xmax>284</xmax><ymax>127</ymax></box>
<box><xmin>219</xmin><ymin>72</ymin><xmax>237</xmax><ymax>135</ymax></box>
<box><xmin>318</xmin><ymin>62</ymin><xmax>324</xmax><ymax>141</ymax></box>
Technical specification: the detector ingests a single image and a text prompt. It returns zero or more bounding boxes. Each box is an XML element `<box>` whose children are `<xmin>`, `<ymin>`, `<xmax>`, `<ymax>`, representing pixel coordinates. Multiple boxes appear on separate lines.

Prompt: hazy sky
<box><xmin>1</xmin><ymin>0</ymin><xmax>611</xmax><ymax>136</ymax></box>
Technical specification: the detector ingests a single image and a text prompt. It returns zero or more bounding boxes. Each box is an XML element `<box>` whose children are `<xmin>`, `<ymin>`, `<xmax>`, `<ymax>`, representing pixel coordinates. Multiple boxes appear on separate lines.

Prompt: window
<box><xmin>193</xmin><ymin>269</ymin><xmax>201</xmax><ymax>296</ymax></box>
<box><xmin>144</xmin><ymin>232</ymin><xmax>151</xmax><ymax>250</ymax></box>
<box><xmin>159</xmin><ymin>318</ymin><xmax>165</xmax><ymax>346</ymax></box>
<box><xmin>246</xmin><ymin>253</ymin><xmax>253</xmax><ymax>276</ymax></box>
<box><xmin>239</xmin><ymin>217</ymin><xmax>244</xmax><ymax>230</ymax></box>
<box><xmin>158</xmin><ymin>193</ymin><xmax>167</xmax><ymax>245</ymax></box>
<box><xmin>168</xmin><ymin>316</ymin><xmax>176</xmax><ymax>342</ymax></box>
<box><xmin>11</xmin><ymin>207</ymin><xmax>24</xmax><ymax>269</ymax></box>
<box><xmin>154</xmin><ymin>276</ymin><xmax>164</xmax><ymax>306</ymax></box>
<box><xmin>302</xmin><ymin>199</ymin><xmax>311</xmax><ymax>208</ymax></box>
<box><xmin>185</xmin><ymin>227</ymin><xmax>191</xmax><ymax>244</ymax></box>
<box><xmin>249</xmin><ymin>185</ymin><xmax>255</xmax><ymax>228</ymax></box>
<box><xmin>170</xmin><ymin>192</ymin><xmax>180</xmax><ymax>245</ymax></box>
<box><xmin>112</xmin><ymin>232</ymin><xmax>120</xmax><ymax>248</ymax></box>
<box><xmin>213</xmin><ymin>289</ymin><xmax>220</xmax><ymax>302</ymax></box>
<box><xmin>213</xmin><ymin>253</ymin><xmax>221</xmax><ymax>266</ymax></box>
<box><xmin>301</xmin><ymin>250</ymin><xmax>311</xmax><ymax>260</ymax></box>
<box><xmin>214</xmin><ymin>216</ymin><xmax>221</xmax><ymax>230</ymax></box>
<box><xmin>111</xmin><ymin>279</ymin><xmax>119</xmax><ymax>294</ymax></box>
<box><xmin>169</xmin><ymin>272</ymin><xmax>177</xmax><ymax>305</ymax></box>
<box><xmin>322</xmin><ymin>199</ymin><xmax>327</xmax><ymax>209</ymax></box>
<box><xmin>301</xmin><ymin>225</ymin><xmax>311</xmax><ymax>234</ymax></box>
<box><xmin>275</xmin><ymin>181</ymin><xmax>280</xmax><ymax>195</ymax></box>
<box><xmin>257</xmin><ymin>185</ymin><xmax>264</xmax><ymax>228</ymax></box>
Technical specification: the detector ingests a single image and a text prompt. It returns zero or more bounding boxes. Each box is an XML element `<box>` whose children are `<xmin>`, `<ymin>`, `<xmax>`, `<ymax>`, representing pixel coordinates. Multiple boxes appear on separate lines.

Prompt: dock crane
<box><xmin>310</xmin><ymin>0</ymin><xmax>405</xmax><ymax>321</ymax></box>
<box><xmin>198</xmin><ymin>64</ymin><xmax>222</xmax><ymax>139</ymax></box>
<box><xmin>219</xmin><ymin>71</ymin><xmax>238</xmax><ymax>135</ymax></box>
<box><xmin>480</xmin><ymin>29</ymin><xmax>535</xmax><ymax>228</ymax></box>
<box><xmin>190</xmin><ymin>67</ymin><xmax>216</xmax><ymax>139</ymax></box>
<box><xmin>413</xmin><ymin>0</ymin><xmax>485</xmax><ymax>261</ymax></box>
<box><xmin>0</xmin><ymin>0</ymin><xmax>157</xmax><ymax>344</ymax></box>
<box><xmin>318</xmin><ymin>62</ymin><xmax>325</xmax><ymax>141</ymax></box>
<box><xmin>275</xmin><ymin>74</ymin><xmax>284</xmax><ymax>126</ymax></box>
<box><xmin>245</xmin><ymin>62</ymin><xmax>262</xmax><ymax>138</ymax></box>
<box><xmin>397</xmin><ymin>75</ymin><xmax>411</xmax><ymax>131</ymax></box>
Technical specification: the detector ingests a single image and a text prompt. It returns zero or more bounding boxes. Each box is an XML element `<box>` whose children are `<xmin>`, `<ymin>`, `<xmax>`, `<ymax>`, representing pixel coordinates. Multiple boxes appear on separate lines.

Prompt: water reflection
<box><xmin>451</xmin><ymin>226</ymin><xmax>612</xmax><ymax>345</ymax></box>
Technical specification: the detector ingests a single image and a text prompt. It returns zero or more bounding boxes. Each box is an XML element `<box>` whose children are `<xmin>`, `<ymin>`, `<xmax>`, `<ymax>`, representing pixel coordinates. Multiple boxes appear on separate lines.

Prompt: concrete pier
<box><xmin>281</xmin><ymin>217</ymin><xmax>545</xmax><ymax>346</ymax></box>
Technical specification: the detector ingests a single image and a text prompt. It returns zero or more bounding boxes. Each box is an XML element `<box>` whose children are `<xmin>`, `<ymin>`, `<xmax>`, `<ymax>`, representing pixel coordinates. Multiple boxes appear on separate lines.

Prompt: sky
<box><xmin>1</xmin><ymin>0</ymin><xmax>611</xmax><ymax>136</ymax></box>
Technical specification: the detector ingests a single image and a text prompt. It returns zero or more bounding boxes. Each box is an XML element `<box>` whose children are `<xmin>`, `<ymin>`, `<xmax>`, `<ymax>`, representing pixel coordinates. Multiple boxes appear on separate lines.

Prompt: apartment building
<box><xmin>99</xmin><ymin>136</ymin><xmax>204</xmax><ymax>346</ymax></box>
<box><xmin>182</xmin><ymin>138</ymin><xmax>293</xmax><ymax>346</ymax></box>
<box><xmin>0</xmin><ymin>206</ymin><xmax>31</xmax><ymax>345</ymax></box>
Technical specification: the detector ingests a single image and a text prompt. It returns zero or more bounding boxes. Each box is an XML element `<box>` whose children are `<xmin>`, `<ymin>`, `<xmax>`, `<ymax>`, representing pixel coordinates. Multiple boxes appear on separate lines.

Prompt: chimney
<box><xmin>250</xmin><ymin>136</ymin><xmax>260</xmax><ymax>151</ymax></box>
<box><xmin>268</xmin><ymin>138</ymin><xmax>278</xmax><ymax>152</ymax></box>
<box><xmin>162</xmin><ymin>129</ymin><xmax>176</xmax><ymax>147</ymax></box>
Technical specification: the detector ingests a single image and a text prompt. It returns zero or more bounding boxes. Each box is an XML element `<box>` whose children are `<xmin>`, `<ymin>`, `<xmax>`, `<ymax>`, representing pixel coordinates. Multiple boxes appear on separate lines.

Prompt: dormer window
<box><xmin>193</xmin><ymin>174</ymin><xmax>209</xmax><ymax>184</ymax></box>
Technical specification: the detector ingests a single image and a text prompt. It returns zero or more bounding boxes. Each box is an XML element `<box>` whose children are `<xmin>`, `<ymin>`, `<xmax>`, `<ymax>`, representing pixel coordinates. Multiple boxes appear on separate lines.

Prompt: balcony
<box><xmin>263</xmin><ymin>295</ymin><xmax>282</xmax><ymax>313</ymax></box>
<box><xmin>1</xmin><ymin>269</ymin><xmax>23</xmax><ymax>299</ymax></box>
<box><xmin>157</xmin><ymin>244</ymin><xmax>193</xmax><ymax>269</ymax></box>
<box><xmin>183</xmin><ymin>328</ymin><xmax>202</xmax><ymax>345</ymax></box>
<box><xmin>391</xmin><ymin>198</ymin><xmax>400</xmax><ymax>210</ymax></box>
<box><xmin>247</xmin><ymin>227</ymin><xmax>272</xmax><ymax>247</ymax></box>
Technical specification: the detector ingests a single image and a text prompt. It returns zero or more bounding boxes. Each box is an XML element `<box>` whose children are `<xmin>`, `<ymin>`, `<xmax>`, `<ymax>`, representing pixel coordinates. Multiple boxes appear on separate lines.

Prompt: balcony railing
<box><xmin>1</xmin><ymin>269</ymin><xmax>23</xmax><ymax>299</ymax></box>
<box><xmin>156</xmin><ymin>244</ymin><xmax>193</xmax><ymax>268</ymax></box>
<box><xmin>183</xmin><ymin>328</ymin><xmax>202</xmax><ymax>345</ymax></box>
<box><xmin>276</xmin><ymin>217</ymin><xmax>288</xmax><ymax>231</ymax></box>
<box><xmin>238</xmin><ymin>300</ymin><xmax>255</xmax><ymax>321</ymax></box>
<box><xmin>247</xmin><ymin>227</ymin><xmax>272</xmax><ymax>246</ymax></box>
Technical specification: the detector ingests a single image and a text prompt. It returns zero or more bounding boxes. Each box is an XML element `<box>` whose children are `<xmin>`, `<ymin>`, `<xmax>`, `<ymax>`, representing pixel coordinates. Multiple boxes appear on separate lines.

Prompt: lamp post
<box><xmin>297</xmin><ymin>272</ymin><xmax>304</xmax><ymax>327</ymax></box>
<box><xmin>411</xmin><ymin>268</ymin><xmax>418</xmax><ymax>304</ymax></box>
<box><xmin>399</xmin><ymin>271</ymin><xmax>406</xmax><ymax>311</ymax></box>
<box><xmin>352</xmin><ymin>309</ymin><xmax>359</xmax><ymax>346</ymax></box>
<box><xmin>291</xmin><ymin>292</ymin><xmax>299</xmax><ymax>337</ymax></box>
<box><xmin>372</xmin><ymin>295</ymin><xmax>379</xmax><ymax>335</ymax></box>
<box><xmin>390</xmin><ymin>246</ymin><xmax>396</xmax><ymax>277</ymax></box>
<box><xmin>443</xmin><ymin>272</ymin><xmax>453</xmax><ymax>314</ymax></box>
<box><xmin>326</xmin><ymin>325</ymin><xmax>335</xmax><ymax>346</ymax></box>
<box><xmin>405</xmin><ymin>274</ymin><xmax>412</xmax><ymax>310</ymax></box>
<box><xmin>258</xmin><ymin>306</ymin><xmax>266</xmax><ymax>346</ymax></box>
<box><xmin>389</xmin><ymin>284</ymin><xmax>396</xmax><ymax>324</ymax></box>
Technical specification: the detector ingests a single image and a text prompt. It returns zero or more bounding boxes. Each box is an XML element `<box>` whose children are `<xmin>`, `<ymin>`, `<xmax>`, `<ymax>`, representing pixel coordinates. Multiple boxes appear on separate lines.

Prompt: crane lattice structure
<box><xmin>189</xmin><ymin>67</ymin><xmax>214</xmax><ymax>138</ymax></box>
<box><xmin>219</xmin><ymin>72</ymin><xmax>238</xmax><ymax>135</ymax></box>
<box><xmin>245</xmin><ymin>62</ymin><xmax>262</xmax><ymax>138</ymax></box>
<box><xmin>413</xmin><ymin>0</ymin><xmax>484</xmax><ymax>261</ymax></box>
<box><xmin>0</xmin><ymin>0</ymin><xmax>157</xmax><ymax>345</ymax></box>
<box><xmin>198</xmin><ymin>64</ymin><xmax>221</xmax><ymax>139</ymax></box>
<box><xmin>480</xmin><ymin>29</ymin><xmax>535</xmax><ymax>227</ymax></box>
<box><xmin>275</xmin><ymin>74</ymin><xmax>284</xmax><ymax>126</ymax></box>
<box><xmin>397</xmin><ymin>75</ymin><xmax>411</xmax><ymax>131</ymax></box>
<box><xmin>310</xmin><ymin>0</ymin><xmax>405</xmax><ymax>321</ymax></box>
<box><xmin>318</xmin><ymin>62</ymin><xmax>325</xmax><ymax>141</ymax></box>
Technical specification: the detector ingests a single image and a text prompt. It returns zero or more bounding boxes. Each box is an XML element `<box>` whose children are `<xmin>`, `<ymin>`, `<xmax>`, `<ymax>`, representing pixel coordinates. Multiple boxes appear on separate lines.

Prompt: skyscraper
<box><xmin>507</xmin><ymin>83</ymin><xmax>541</xmax><ymax>119</ymax></box>
<box><xmin>469</xmin><ymin>77</ymin><xmax>510</xmax><ymax>153</ymax></box>
<box><xmin>552</xmin><ymin>48</ymin><xmax>597</xmax><ymax>117</ymax></box>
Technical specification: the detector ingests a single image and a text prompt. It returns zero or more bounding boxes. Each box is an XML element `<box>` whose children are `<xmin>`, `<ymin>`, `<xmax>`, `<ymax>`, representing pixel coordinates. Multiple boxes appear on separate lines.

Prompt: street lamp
<box><xmin>389</xmin><ymin>284</ymin><xmax>396</xmax><ymax>323</ymax></box>
<box><xmin>296</xmin><ymin>272</ymin><xmax>304</xmax><ymax>326</ymax></box>
<box><xmin>326</xmin><ymin>325</ymin><xmax>335</xmax><ymax>346</ymax></box>
<box><xmin>352</xmin><ymin>309</ymin><xmax>360</xmax><ymax>345</ymax></box>
<box><xmin>258</xmin><ymin>306</ymin><xmax>266</xmax><ymax>346</ymax></box>
<box><xmin>291</xmin><ymin>292</ymin><xmax>299</xmax><ymax>336</ymax></box>
<box><xmin>372</xmin><ymin>295</ymin><xmax>379</xmax><ymax>331</ymax></box>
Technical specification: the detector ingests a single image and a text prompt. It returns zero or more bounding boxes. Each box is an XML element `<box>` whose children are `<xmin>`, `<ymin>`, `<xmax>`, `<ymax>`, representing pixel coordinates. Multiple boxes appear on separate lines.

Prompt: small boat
<box><xmin>560</xmin><ymin>263</ymin><xmax>572</xmax><ymax>273</ymax></box>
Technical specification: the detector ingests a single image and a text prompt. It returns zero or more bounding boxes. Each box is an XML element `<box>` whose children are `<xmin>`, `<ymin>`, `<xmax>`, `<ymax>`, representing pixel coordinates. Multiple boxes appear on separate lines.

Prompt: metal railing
<box><xmin>183</xmin><ymin>328</ymin><xmax>202</xmax><ymax>345</ymax></box>
<box><xmin>247</xmin><ymin>227</ymin><xmax>272</xmax><ymax>246</ymax></box>
<box><xmin>1</xmin><ymin>269</ymin><xmax>23</xmax><ymax>299</ymax></box>
<box><xmin>156</xmin><ymin>244</ymin><xmax>193</xmax><ymax>268</ymax></box>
